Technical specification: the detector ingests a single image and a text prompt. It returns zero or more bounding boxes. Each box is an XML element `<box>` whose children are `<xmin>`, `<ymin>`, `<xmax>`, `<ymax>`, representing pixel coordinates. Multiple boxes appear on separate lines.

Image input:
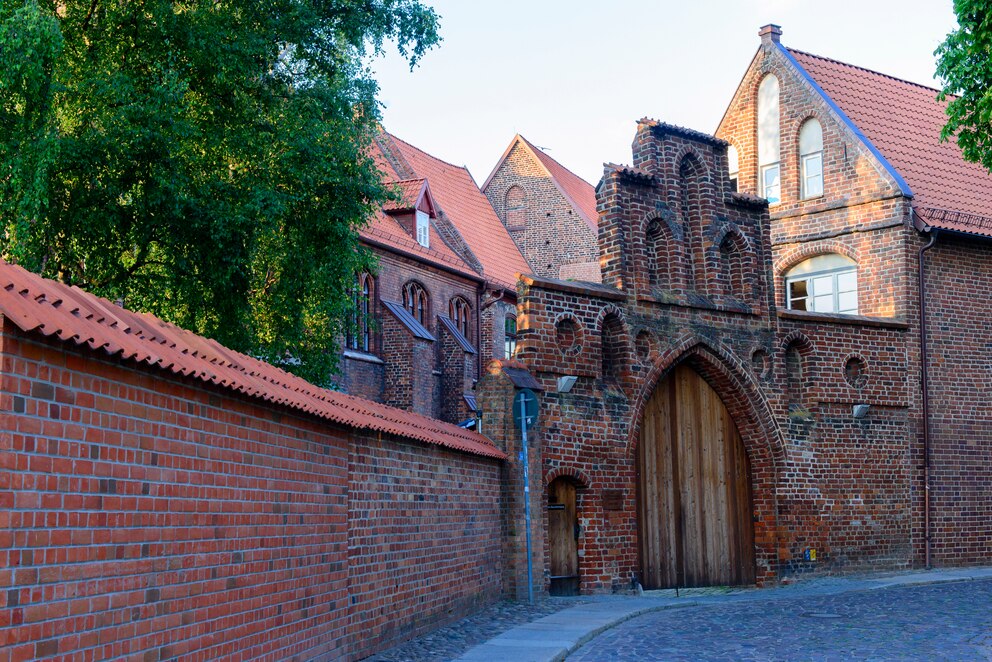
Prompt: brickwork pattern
<box><xmin>484</xmin><ymin>141</ymin><xmax>599</xmax><ymax>281</ymax></box>
<box><xmin>0</xmin><ymin>323</ymin><xmax>503</xmax><ymax>661</ymax></box>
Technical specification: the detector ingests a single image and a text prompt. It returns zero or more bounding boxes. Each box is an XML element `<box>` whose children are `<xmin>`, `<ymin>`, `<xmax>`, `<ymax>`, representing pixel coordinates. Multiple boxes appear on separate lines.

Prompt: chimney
<box><xmin>759</xmin><ymin>24</ymin><xmax>782</xmax><ymax>45</ymax></box>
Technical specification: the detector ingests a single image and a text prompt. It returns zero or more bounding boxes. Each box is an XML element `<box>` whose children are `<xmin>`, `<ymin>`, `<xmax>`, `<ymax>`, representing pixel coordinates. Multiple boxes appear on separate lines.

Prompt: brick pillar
<box><xmin>381</xmin><ymin>314</ymin><xmax>434</xmax><ymax>416</ymax></box>
<box><xmin>437</xmin><ymin>325</ymin><xmax>473</xmax><ymax>424</ymax></box>
<box><xmin>477</xmin><ymin>360</ymin><xmax>545</xmax><ymax>601</ymax></box>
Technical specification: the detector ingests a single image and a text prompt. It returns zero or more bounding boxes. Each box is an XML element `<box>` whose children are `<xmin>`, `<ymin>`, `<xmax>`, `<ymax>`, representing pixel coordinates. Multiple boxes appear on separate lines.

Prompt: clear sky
<box><xmin>370</xmin><ymin>0</ymin><xmax>958</xmax><ymax>187</ymax></box>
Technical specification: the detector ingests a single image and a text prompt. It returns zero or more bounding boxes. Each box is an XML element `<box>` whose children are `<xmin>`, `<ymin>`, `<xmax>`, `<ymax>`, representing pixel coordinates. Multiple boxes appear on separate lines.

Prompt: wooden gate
<box><xmin>548</xmin><ymin>478</ymin><xmax>579</xmax><ymax>596</ymax></box>
<box><xmin>637</xmin><ymin>364</ymin><xmax>755</xmax><ymax>588</ymax></box>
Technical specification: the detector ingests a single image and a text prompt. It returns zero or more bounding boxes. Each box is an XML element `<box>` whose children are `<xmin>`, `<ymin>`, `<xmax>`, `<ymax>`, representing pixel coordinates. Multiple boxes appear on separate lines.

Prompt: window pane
<box><xmin>803</xmin><ymin>153</ymin><xmax>823</xmax><ymax>198</ymax></box>
<box><xmin>791</xmin><ymin>297</ymin><xmax>808</xmax><ymax>311</ymax></box>
<box><xmin>789</xmin><ymin>279</ymin><xmax>808</xmax><ymax>299</ymax></box>
<box><xmin>763</xmin><ymin>165</ymin><xmax>781</xmax><ymax>204</ymax></box>
<box><xmin>812</xmin><ymin>275</ymin><xmax>833</xmax><ymax>295</ymax></box>
<box><xmin>837</xmin><ymin>271</ymin><xmax>857</xmax><ymax>292</ymax></box>
<box><xmin>838</xmin><ymin>291</ymin><xmax>858</xmax><ymax>313</ymax></box>
<box><xmin>812</xmin><ymin>295</ymin><xmax>834</xmax><ymax>312</ymax></box>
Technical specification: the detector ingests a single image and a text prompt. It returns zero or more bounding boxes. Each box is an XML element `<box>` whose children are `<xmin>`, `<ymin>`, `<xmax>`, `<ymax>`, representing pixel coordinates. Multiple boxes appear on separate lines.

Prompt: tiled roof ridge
<box><xmin>639</xmin><ymin>118</ymin><xmax>729</xmax><ymax>147</ymax></box>
<box><xmin>385</xmin><ymin>131</ymin><xmax>470</xmax><ymax>172</ymax></box>
<box><xmin>0</xmin><ymin>260</ymin><xmax>504</xmax><ymax>460</ymax></box>
<box><xmin>360</xmin><ymin>224</ymin><xmax>480</xmax><ymax>280</ymax></box>
<box><xmin>518</xmin><ymin>135</ymin><xmax>594</xmax><ymax>191</ymax></box>
<box><xmin>786</xmin><ymin>47</ymin><xmax>944</xmax><ymax>95</ymax></box>
<box><xmin>374</xmin><ymin>132</ymin><xmax>418</xmax><ymax>180</ymax></box>
<box><xmin>604</xmin><ymin>162</ymin><xmax>656</xmax><ymax>182</ymax></box>
<box><xmin>517</xmin><ymin>135</ymin><xmax>598</xmax><ymax>231</ymax></box>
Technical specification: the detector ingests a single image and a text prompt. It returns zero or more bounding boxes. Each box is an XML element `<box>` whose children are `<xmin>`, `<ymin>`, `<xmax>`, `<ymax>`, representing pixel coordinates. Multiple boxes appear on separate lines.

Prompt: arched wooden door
<box><xmin>637</xmin><ymin>364</ymin><xmax>755</xmax><ymax>588</ymax></box>
<box><xmin>548</xmin><ymin>478</ymin><xmax>580</xmax><ymax>596</ymax></box>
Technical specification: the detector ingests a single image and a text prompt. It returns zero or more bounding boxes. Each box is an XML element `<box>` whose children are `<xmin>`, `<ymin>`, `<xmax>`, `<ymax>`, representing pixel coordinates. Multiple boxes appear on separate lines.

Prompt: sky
<box><xmin>369</xmin><ymin>0</ymin><xmax>959</xmax><ymax>187</ymax></box>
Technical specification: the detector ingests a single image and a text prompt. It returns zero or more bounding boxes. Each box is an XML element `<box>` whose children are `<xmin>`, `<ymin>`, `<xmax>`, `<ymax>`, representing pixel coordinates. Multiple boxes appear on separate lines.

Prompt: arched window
<box><xmin>504</xmin><ymin>314</ymin><xmax>517</xmax><ymax>359</ymax></box>
<box><xmin>727</xmin><ymin>144</ymin><xmax>740</xmax><ymax>192</ymax></box>
<box><xmin>505</xmin><ymin>185</ymin><xmax>527</xmax><ymax>229</ymax></box>
<box><xmin>449</xmin><ymin>296</ymin><xmax>471</xmax><ymax>338</ymax></box>
<box><xmin>757</xmin><ymin>74</ymin><xmax>781</xmax><ymax>204</ymax></box>
<box><xmin>600</xmin><ymin>313</ymin><xmax>626</xmax><ymax>385</ymax></box>
<box><xmin>719</xmin><ymin>231</ymin><xmax>747</xmax><ymax>300</ymax></box>
<box><xmin>799</xmin><ymin>119</ymin><xmax>823</xmax><ymax>199</ymax></box>
<box><xmin>349</xmin><ymin>272</ymin><xmax>375</xmax><ymax>353</ymax></box>
<box><xmin>785</xmin><ymin>254</ymin><xmax>858</xmax><ymax>314</ymax></box>
<box><xmin>402</xmin><ymin>281</ymin><xmax>430</xmax><ymax>326</ymax></box>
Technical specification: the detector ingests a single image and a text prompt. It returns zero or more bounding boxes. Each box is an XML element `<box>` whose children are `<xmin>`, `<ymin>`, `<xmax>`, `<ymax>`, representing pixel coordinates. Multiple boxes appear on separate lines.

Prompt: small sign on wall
<box><xmin>602</xmin><ymin>489</ymin><xmax>624</xmax><ymax>511</ymax></box>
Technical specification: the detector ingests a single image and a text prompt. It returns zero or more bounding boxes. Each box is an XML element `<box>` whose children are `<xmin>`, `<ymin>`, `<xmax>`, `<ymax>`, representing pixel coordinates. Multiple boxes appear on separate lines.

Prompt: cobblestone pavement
<box><xmin>569</xmin><ymin>579</ymin><xmax>992</xmax><ymax>661</ymax></box>
<box><xmin>367</xmin><ymin>597</ymin><xmax>590</xmax><ymax>661</ymax></box>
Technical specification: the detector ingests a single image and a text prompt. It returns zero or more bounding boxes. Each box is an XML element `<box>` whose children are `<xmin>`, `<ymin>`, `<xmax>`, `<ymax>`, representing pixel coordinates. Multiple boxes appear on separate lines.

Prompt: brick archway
<box><xmin>627</xmin><ymin>336</ymin><xmax>785</xmax><ymax>585</ymax></box>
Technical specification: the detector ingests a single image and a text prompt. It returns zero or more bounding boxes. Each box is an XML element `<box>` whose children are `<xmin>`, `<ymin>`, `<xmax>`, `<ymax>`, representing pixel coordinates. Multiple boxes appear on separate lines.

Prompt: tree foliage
<box><xmin>935</xmin><ymin>0</ymin><xmax>992</xmax><ymax>172</ymax></box>
<box><xmin>0</xmin><ymin>0</ymin><xmax>439</xmax><ymax>384</ymax></box>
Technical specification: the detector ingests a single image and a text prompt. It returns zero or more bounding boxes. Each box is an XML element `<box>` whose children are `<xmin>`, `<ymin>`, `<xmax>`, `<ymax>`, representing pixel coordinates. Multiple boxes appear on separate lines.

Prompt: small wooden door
<box><xmin>548</xmin><ymin>478</ymin><xmax>579</xmax><ymax>596</ymax></box>
<box><xmin>638</xmin><ymin>364</ymin><xmax>755</xmax><ymax>589</ymax></box>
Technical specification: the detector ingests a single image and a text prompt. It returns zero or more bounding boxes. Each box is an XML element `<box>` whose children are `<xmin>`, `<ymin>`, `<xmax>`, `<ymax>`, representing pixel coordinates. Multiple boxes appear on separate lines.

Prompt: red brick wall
<box><xmin>923</xmin><ymin>236</ymin><xmax>992</xmax><ymax>565</ymax></box>
<box><xmin>495</xmin><ymin>125</ymin><xmax>919</xmax><ymax>592</ymax></box>
<box><xmin>0</xmin><ymin>322</ymin><xmax>503</xmax><ymax>661</ymax></box>
<box><xmin>484</xmin><ymin>141</ymin><xmax>599</xmax><ymax>280</ymax></box>
<box><xmin>346</xmin><ymin>433</ymin><xmax>502</xmax><ymax>658</ymax></box>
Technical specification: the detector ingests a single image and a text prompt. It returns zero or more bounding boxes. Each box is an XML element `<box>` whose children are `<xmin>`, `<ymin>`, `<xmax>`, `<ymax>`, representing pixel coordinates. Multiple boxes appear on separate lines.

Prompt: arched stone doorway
<box><xmin>637</xmin><ymin>363</ymin><xmax>756</xmax><ymax>588</ymax></box>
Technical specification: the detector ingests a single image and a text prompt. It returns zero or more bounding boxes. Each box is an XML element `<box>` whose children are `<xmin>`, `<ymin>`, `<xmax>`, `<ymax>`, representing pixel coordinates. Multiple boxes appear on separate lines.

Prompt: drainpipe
<box><xmin>916</xmin><ymin>218</ymin><xmax>938</xmax><ymax>570</ymax></box>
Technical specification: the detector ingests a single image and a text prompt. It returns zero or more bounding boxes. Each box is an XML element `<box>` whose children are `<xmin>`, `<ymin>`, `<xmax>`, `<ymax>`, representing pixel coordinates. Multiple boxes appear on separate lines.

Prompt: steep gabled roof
<box><xmin>784</xmin><ymin>47</ymin><xmax>992</xmax><ymax>235</ymax></box>
<box><xmin>363</xmin><ymin>142</ymin><xmax>481</xmax><ymax>281</ymax></box>
<box><xmin>484</xmin><ymin>135</ymin><xmax>599</xmax><ymax>232</ymax></box>
<box><xmin>0</xmin><ymin>260</ymin><xmax>504</xmax><ymax>460</ymax></box>
<box><xmin>387</xmin><ymin>132</ymin><xmax>531</xmax><ymax>289</ymax></box>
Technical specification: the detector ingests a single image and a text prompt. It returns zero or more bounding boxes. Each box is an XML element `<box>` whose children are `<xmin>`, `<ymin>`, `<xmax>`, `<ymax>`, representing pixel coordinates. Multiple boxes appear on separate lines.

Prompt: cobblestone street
<box><xmin>569</xmin><ymin>579</ymin><xmax>992</xmax><ymax>661</ymax></box>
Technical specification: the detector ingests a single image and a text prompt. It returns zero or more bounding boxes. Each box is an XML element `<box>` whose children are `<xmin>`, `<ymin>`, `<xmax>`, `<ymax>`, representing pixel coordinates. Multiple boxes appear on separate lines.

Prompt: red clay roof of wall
<box><xmin>0</xmin><ymin>260</ymin><xmax>505</xmax><ymax>460</ymax></box>
<box><xmin>788</xmin><ymin>48</ymin><xmax>992</xmax><ymax>232</ymax></box>
<box><xmin>386</xmin><ymin>133</ymin><xmax>531</xmax><ymax>289</ymax></box>
<box><xmin>517</xmin><ymin>136</ymin><xmax>599</xmax><ymax>232</ymax></box>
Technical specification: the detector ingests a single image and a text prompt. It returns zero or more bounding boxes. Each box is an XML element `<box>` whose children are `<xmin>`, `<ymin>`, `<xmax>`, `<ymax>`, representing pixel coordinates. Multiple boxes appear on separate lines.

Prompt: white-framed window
<box><xmin>504</xmin><ymin>315</ymin><xmax>517</xmax><ymax>358</ymax></box>
<box><xmin>415</xmin><ymin>209</ymin><xmax>430</xmax><ymax>248</ymax></box>
<box><xmin>757</xmin><ymin>74</ymin><xmax>781</xmax><ymax>203</ymax></box>
<box><xmin>761</xmin><ymin>163</ymin><xmax>781</xmax><ymax>204</ymax></box>
<box><xmin>799</xmin><ymin>118</ymin><xmax>824</xmax><ymax>199</ymax></box>
<box><xmin>727</xmin><ymin>145</ymin><xmax>739</xmax><ymax>192</ymax></box>
<box><xmin>785</xmin><ymin>254</ymin><xmax>858</xmax><ymax>314</ymax></box>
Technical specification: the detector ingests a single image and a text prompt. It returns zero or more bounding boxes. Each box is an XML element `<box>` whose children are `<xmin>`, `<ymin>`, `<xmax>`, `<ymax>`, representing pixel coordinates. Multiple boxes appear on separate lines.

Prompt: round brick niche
<box><xmin>635</xmin><ymin>329</ymin><xmax>654</xmax><ymax>363</ymax></box>
<box><xmin>844</xmin><ymin>355</ymin><xmax>868</xmax><ymax>389</ymax></box>
<box><xmin>750</xmin><ymin>348</ymin><xmax>770</xmax><ymax>379</ymax></box>
<box><xmin>555</xmin><ymin>317</ymin><xmax>582</xmax><ymax>355</ymax></box>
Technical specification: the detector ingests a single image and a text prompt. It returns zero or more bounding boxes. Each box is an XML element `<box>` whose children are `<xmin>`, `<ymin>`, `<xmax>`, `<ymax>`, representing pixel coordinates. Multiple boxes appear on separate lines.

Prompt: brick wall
<box><xmin>484</xmin><ymin>141</ymin><xmax>599</xmax><ymax>281</ymax></box>
<box><xmin>0</xmin><ymin>321</ymin><xmax>503</xmax><ymax>661</ymax></box>
<box><xmin>486</xmin><ymin>124</ymin><xmax>920</xmax><ymax>593</ymax></box>
<box><xmin>345</xmin><ymin>432</ymin><xmax>502</xmax><ymax>659</ymax></box>
<box><xmin>923</xmin><ymin>235</ymin><xmax>992</xmax><ymax>565</ymax></box>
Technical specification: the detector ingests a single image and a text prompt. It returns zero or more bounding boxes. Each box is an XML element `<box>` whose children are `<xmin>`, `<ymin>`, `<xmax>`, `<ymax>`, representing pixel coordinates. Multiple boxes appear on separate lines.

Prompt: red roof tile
<box><xmin>517</xmin><ymin>136</ymin><xmax>599</xmax><ymax>232</ymax></box>
<box><xmin>382</xmin><ymin>178</ymin><xmax>428</xmax><ymax>213</ymax></box>
<box><xmin>786</xmin><ymin>48</ymin><xmax>992</xmax><ymax>234</ymax></box>
<box><xmin>0</xmin><ymin>260</ymin><xmax>505</xmax><ymax>460</ymax></box>
<box><xmin>386</xmin><ymin>133</ymin><xmax>532</xmax><ymax>289</ymax></box>
<box><xmin>363</xmin><ymin>142</ymin><xmax>482</xmax><ymax>280</ymax></box>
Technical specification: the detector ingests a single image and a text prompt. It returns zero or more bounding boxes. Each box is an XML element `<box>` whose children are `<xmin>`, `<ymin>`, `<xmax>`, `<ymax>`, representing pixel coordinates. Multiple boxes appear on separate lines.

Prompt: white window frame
<box><xmin>415</xmin><ymin>210</ymin><xmax>430</xmax><ymax>248</ymax></box>
<box><xmin>786</xmin><ymin>256</ymin><xmax>858</xmax><ymax>315</ymax></box>
<box><xmin>801</xmin><ymin>152</ymin><xmax>823</xmax><ymax>199</ymax></box>
<box><xmin>761</xmin><ymin>163</ymin><xmax>781</xmax><ymax>205</ymax></box>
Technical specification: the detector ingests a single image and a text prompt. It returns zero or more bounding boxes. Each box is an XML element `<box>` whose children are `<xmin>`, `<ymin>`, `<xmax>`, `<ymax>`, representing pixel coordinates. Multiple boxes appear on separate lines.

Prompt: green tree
<box><xmin>0</xmin><ymin>0</ymin><xmax>439</xmax><ymax>384</ymax></box>
<box><xmin>935</xmin><ymin>0</ymin><xmax>992</xmax><ymax>172</ymax></box>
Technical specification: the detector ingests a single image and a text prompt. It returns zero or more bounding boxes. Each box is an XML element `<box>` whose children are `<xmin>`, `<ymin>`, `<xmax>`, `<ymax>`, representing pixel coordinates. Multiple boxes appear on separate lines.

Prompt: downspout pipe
<box><xmin>916</xmin><ymin>215</ymin><xmax>938</xmax><ymax>570</ymax></box>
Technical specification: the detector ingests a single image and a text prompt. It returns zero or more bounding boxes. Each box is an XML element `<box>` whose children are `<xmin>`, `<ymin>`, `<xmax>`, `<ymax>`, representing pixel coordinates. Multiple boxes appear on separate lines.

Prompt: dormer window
<box><xmin>416</xmin><ymin>210</ymin><xmax>430</xmax><ymax>248</ymax></box>
<box><xmin>799</xmin><ymin>118</ymin><xmax>824</xmax><ymax>199</ymax></box>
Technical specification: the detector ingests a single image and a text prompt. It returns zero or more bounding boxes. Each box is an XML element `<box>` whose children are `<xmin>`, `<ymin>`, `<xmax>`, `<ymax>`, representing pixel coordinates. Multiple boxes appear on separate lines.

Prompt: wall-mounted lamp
<box><xmin>557</xmin><ymin>375</ymin><xmax>578</xmax><ymax>393</ymax></box>
<box><xmin>852</xmin><ymin>403</ymin><xmax>870</xmax><ymax>419</ymax></box>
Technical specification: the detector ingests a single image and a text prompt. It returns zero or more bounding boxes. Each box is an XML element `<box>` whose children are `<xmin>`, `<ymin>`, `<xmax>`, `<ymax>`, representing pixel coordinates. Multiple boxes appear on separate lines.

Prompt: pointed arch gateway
<box><xmin>635</xmin><ymin>342</ymin><xmax>779</xmax><ymax>589</ymax></box>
